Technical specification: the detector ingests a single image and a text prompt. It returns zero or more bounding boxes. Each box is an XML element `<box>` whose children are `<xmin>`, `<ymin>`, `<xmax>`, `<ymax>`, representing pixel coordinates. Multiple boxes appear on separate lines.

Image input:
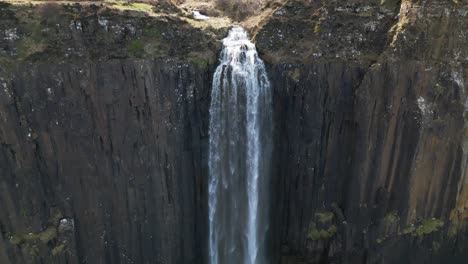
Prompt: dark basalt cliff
<box><xmin>0</xmin><ymin>0</ymin><xmax>467</xmax><ymax>264</ymax></box>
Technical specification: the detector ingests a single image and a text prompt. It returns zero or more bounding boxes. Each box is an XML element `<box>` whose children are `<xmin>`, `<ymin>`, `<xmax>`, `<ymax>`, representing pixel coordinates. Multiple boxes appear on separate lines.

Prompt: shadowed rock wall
<box><xmin>0</xmin><ymin>60</ymin><xmax>211</xmax><ymax>264</ymax></box>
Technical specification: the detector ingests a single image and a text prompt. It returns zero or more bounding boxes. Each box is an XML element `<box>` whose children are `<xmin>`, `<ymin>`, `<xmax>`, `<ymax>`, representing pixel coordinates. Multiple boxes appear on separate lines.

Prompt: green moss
<box><xmin>415</xmin><ymin>218</ymin><xmax>444</xmax><ymax>236</ymax></box>
<box><xmin>52</xmin><ymin>243</ymin><xmax>66</xmax><ymax>256</ymax></box>
<box><xmin>463</xmin><ymin>113</ymin><xmax>468</xmax><ymax>123</ymax></box>
<box><xmin>401</xmin><ymin>218</ymin><xmax>444</xmax><ymax>237</ymax></box>
<box><xmin>189</xmin><ymin>57</ymin><xmax>208</xmax><ymax>69</ymax></box>
<box><xmin>10</xmin><ymin>235</ymin><xmax>23</xmax><ymax>245</ymax></box>
<box><xmin>434</xmin><ymin>83</ymin><xmax>446</xmax><ymax>95</ymax></box>
<box><xmin>17</xmin><ymin>37</ymin><xmax>46</xmax><ymax>58</ymax></box>
<box><xmin>143</xmin><ymin>28</ymin><xmax>162</xmax><ymax>39</ymax></box>
<box><xmin>23</xmin><ymin>244</ymin><xmax>39</xmax><ymax>257</ymax></box>
<box><xmin>401</xmin><ymin>225</ymin><xmax>416</xmax><ymax>235</ymax></box>
<box><xmin>314</xmin><ymin>23</ymin><xmax>320</xmax><ymax>33</ymax></box>
<box><xmin>127</xmin><ymin>39</ymin><xmax>146</xmax><ymax>57</ymax></box>
<box><xmin>0</xmin><ymin>57</ymin><xmax>18</xmax><ymax>79</ymax></box>
<box><xmin>448</xmin><ymin>224</ymin><xmax>458</xmax><ymax>237</ymax></box>
<box><xmin>384</xmin><ymin>211</ymin><xmax>400</xmax><ymax>224</ymax></box>
<box><xmin>316</xmin><ymin>212</ymin><xmax>334</xmax><ymax>224</ymax></box>
<box><xmin>307</xmin><ymin>222</ymin><xmax>337</xmax><ymax>241</ymax></box>
<box><xmin>50</xmin><ymin>211</ymin><xmax>63</xmax><ymax>225</ymax></box>
<box><xmin>8</xmin><ymin>224</ymin><xmax>62</xmax><ymax>257</ymax></box>
<box><xmin>380</xmin><ymin>0</ymin><xmax>401</xmax><ymax>11</ymax></box>
<box><xmin>39</xmin><ymin>227</ymin><xmax>57</xmax><ymax>243</ymax></box>
<box><xmin>187</xmin><ymin>51</ymin><xmax>215</xmax><ymax>69</ymax></box>
<box><xmin>9</xmin><ymin>226</ymin><xmax>58</xmax><ymax>246</ymax></box>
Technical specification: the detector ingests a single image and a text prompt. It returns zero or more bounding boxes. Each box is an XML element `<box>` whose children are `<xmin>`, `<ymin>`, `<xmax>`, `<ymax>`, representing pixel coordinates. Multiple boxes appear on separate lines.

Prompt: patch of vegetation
<box><xmin>316</xmin><ymin>212</ymin><xmax>334</xmax><ymax>224</ymax></box>
<box><xmin>380</xmin><ymin>0</ymin><xmax>401</xmax><ymax>11</ymax></box>
<box><xmin>189</xmin><ymin>56</ymin><xmax>208</xmax><ymax>69</ymax></box>
<box><xmin>0</xmin><ymin>57</ymin><xmax>18</xmax><ymax>80</ymax></box>
<box><xmin>23</xmin><ymin>244</ymin><xmax>39</xmax><ymax>257</ymax></box>
<box><xmin>112</xmin><ymin>1</ymin><xmax>154</xmax><ymax>12</ymax></box>
<box><xmin>415</xmin><ymin>218</ymin><xmax>444</xmax><ymax>236</ymax></box>
<box><xmin>143</xmin><ymin>27</ymin><xmax>162</xmax><ymax>39</ymax></box>
<box><xmin>314</xmin><ymin>23</ymin><xmax>320</xmax><ymax>33</ymax></box>
<box><xmin>17</xmin><ymin>37</ymin><xmax>46</xmax><ymax>58</ymax></box>
<box><xmin>434</xmin><ymin>83</ymin><xmax>446</xmax><ymax>96</ymax></box>
<box><xmin>9</xmin><ymin>226</ymin><xmax>57</xmax><ymax>245</ymax></box>
<box><xmin>188</xmin><ymin>51</ymin><xmax>215</xmax><ymax>69</ymax></box>
<box><xmin>401</xmin><ymin>225</ymin><xmax>416</xmax><ymax>235</ymax></box>
<box><xmin>8</xmin><ymin>210</ymin><xmax>66</xmax><ymax>257</ymax></box>
<box><xmin>308</xmin><ymin>222</ymin><xmax>337</xmax><ymax>240</ymax></box>
<box><xmin>432</xmin><ymin>117</ymin><xmax>446</xmax><ymax>126</ymax></box>
<box><xmin>215</xmin><ymin>0</ymin><xmax>262</xmax><ymax>21</ymax></box>
<box><xmin>39</xmin><ymin>226</ymin><xmax>57</xmax><ymax>243</ymax></box>
<box><xmin>384</xmin><ymin>211</ymin><xmax>400</xmax><ymax>224</ymax></box>
<box><xmin>401</xmin><ymin>218</ymin><xmax>444</xmax><ymax>237</ymax></box>
<box><xmin>52</xmin><ymin>243</ymin><xmax>66</xmax><ymax>256</ymax></box>
<box><xmin>127</xmin><ymin>39</ymin><xmax>146</xmax><ymax>57</ymax></box>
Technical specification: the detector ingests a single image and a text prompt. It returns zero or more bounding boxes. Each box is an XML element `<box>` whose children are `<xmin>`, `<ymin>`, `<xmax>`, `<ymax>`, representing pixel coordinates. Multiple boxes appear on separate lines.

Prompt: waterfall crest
<box><xmin>208</xmin><ymin>26</ymin><xmax>272</xmax><ymax>264</ymax></box>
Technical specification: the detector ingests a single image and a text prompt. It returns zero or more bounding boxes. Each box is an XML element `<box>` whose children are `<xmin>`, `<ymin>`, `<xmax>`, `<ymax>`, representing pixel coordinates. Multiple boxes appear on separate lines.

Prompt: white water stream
<box><xmin>208</xmin><ymin>26</ymin><xmax>272</xmax><ymax>264</ymax></box>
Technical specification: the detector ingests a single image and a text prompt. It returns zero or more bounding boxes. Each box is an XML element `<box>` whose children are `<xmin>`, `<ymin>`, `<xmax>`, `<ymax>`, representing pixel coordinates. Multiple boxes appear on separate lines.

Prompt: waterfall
<box><xmin>208</xmin><ymin>26</ymin><xmax>272</xmax><ymax>264</ymax></box>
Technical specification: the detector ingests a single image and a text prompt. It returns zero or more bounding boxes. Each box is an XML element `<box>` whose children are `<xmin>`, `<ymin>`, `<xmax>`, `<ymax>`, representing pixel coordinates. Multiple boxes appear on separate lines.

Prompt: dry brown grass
<box><xmin>215</xmin><ymin>0</ymin><xmax>263</xmax><ymax>21</ymax></box>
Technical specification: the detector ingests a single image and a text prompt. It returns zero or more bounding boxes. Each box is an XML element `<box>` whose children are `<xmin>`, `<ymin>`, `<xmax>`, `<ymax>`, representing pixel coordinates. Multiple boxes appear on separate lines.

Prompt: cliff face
<box><xmin>0</xmin><ymin>2</ymin><xmax>221</xmax><ymax>263</ymax></box>
<box><xmin>262</xmin><ymin>0</ymin><xmax>468</xmax><ymax>262</ymax></box>
<box><xmin>269</xmin><ymin>61</ymin><xmax>466</xmax><ymax>263</ymax></box>
<box><xmin>0</xmin><ymin>0</ymin><xmax>467</xmax><ymax>264</ymax></box>
<box><xmin>0</xmin><ymin>60</ymin><xmax>213</xmax><ymax>263</ymax></box>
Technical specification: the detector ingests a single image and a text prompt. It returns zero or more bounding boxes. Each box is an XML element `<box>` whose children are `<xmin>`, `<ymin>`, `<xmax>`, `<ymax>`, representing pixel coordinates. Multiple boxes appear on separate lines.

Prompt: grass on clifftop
<box><xmin>111</xmin><ymin>1</ymin><xmax>154</xmax><ymax>12</ymax></box>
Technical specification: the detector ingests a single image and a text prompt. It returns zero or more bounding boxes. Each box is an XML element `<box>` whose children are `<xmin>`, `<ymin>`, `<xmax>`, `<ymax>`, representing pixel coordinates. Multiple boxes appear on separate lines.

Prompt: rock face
<box><xmin>0</xmin><ymin>60</ymin><xmax>213</xmax><ymax>263</ymax></box>
<box><xmin>0</xmin><ymin>0</ymin><xmax>467</xmax><ymax>264</ymax></box>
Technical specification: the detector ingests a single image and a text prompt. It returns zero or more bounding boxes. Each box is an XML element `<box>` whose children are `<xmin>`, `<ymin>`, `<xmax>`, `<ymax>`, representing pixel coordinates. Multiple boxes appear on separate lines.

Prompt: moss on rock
<box><xmin>400</xmin><ymin>218</ymin><xmax>444</xmax><ymax>237</ymax></box>
<box><xmin>307</xmin><ymin>222</ymin><xmax>337</xmax><ymax>240</ymax></box>
<box><xmin>384</xmin><ymin>211</ymin><xmax>400</xmax><ymax>224</ymax></box>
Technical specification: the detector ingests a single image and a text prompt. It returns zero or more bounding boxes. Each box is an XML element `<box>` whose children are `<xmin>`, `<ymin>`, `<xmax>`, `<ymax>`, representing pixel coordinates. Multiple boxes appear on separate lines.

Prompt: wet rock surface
<box><xmin>0</xmin><ymin>0</ymin><xmax>467</xmax><ymax>263</ymax></box>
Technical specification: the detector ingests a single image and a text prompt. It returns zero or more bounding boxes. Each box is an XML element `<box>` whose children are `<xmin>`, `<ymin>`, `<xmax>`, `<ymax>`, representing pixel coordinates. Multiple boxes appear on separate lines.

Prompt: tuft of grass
<box><xmin>314</xmin><ymin>23</ymin><xmax>320</xmax><ymax>33</ymax></box>
<box><xmin>188</xmin><ymin>51</ymin><xmax>215</xmax><ymax>69</ymax></box>
<box><xmin>434</xmin><ymin>83</ymin><xmax>446</xmax><ymax>96</ymax></box>
<box><xmin>18</xmin><ymin>37</ymin><xmax>46</xmax><ymax>58</ymax></box>
<box><xmin>10</xmin><ymin>235</ymin><xmax>23</xmax><ymax>245</ymax></box>
<box><xmin>316</xmin><ymin>212</ymin><xmax>334</xmax><ymax>224</ymax></box>
<box><xmin>143</xmin><ymin>28</ymin><xmax>162</xmax><ymax>39</ymax></box>
<box><xmin>400</xmin><ymin>218</ymin><xmax>444</xmax><ymax>237</ymax></box>
<box><xmin>189</xmin><ymin>56</ymin><xmax>208</xmax><ymax>69</ymax></box>
<box><xmin>39</xmin><ymin>227</ymin><xmax>57</xmax><ymax>243</ymax></box>
<box><xmin>307</xmin><ymin>222</ymin><xmax>337</xmax><ymax>240</ymax></box>
<box><xmin>112</xmin><ymin>2</ymin><xmax>154</xmax><ymax>12</ymax></box>
<box><xmin>8</xmin><ymin>226</ymin><xmax>58</xmax><ymax>246</ymax></box>
<box><xmin>401</xmin><ymin>225</ymin><xmax>416</xmax><ymax>235</ymax></box>
<box><xmin>127</xmin><ymin>39</ymin><xmax>146</xmax><ymax>57</ymax></box>
<box><xmin>384</xmin><ymin>211</ymin><xmax>400</xmax><ymax>224</ymax></box>
<box><xmin>415</xmin><ymin>218</ymin><xmax>444</xmax><ymax>236</ymax></box>
<box><xmin>0</xmin><ymin>57</ymin><xmax>18</xmax><ymax>80</ymax></box>
<box><xmin>52</xmin><ymin>243</ymin><xmax>66</xmax><ymax>256</ymax></box>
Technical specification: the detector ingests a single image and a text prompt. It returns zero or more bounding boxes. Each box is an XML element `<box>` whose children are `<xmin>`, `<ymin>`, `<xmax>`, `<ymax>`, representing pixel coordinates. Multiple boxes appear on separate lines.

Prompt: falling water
<box><xmin>208</xmin><ymin>26</ymin><xmax>272</xmax><ymax>264</ymax></box>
